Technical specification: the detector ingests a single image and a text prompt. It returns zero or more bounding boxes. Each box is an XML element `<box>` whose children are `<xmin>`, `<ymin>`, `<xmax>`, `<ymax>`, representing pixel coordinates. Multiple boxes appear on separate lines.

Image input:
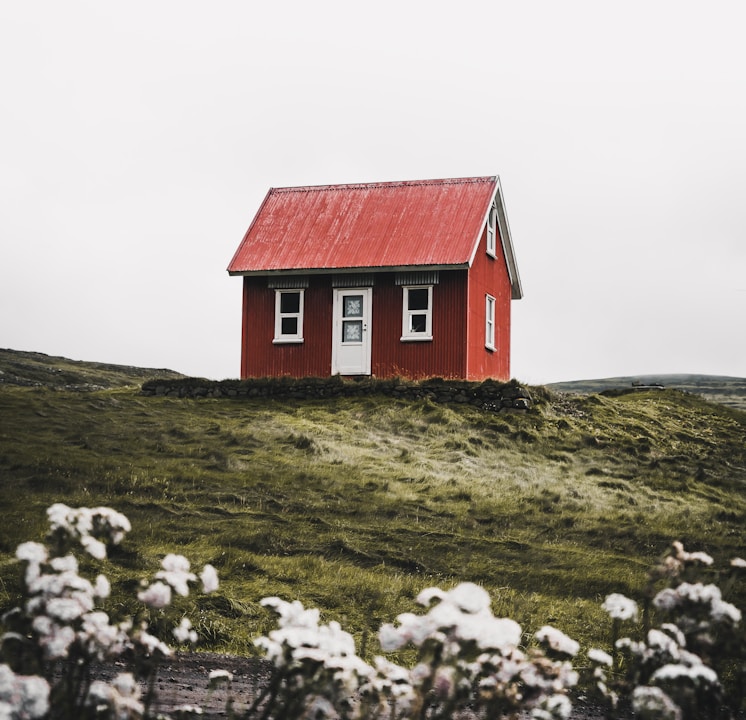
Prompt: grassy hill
<box><xmin>0</xmin><ymin>348</ymin><xmax>184</xmax><ymax>390</ymax></box>
<box><xmin>549</xmin><ymin>373</ymin><xmax>746</xmax><ymax>411</ymax></box>
<box><xmin>1</xmin><ymin>349</ymin><xmax>745</xmax><ymax>660</ymax></box>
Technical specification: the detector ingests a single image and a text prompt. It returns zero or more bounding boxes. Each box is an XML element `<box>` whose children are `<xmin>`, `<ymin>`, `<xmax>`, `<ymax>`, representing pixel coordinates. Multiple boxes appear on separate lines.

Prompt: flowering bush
<box><xmin>250</xmin><ymin>582</ymin><xmax>578</xmax><ymax>720</ymax></box>
<box><xmin>1</xmin><ymin>504</ymin><xmax>218</xmax><ymax>719</ymax></box>
<box><xmin>586</xmin><ymin>541</ymin><xmax>745</xmax><ymax>720</ymax></box>
<box><xmin>3</xmin><ymin>507</ymin><xmax>744</xmax><ymax>720</ymax></box>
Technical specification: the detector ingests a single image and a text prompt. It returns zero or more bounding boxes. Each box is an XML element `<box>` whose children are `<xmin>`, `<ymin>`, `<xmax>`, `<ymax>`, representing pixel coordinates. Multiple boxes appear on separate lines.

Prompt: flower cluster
<box><xmin>46</xmin><ymin>503</ymin><xmax>131</xmax><ymax>560</ymax></box>
<box><xmin>10</xmin><ymin>541</ymin><xmax>127</xmax><ymax>663</ymax></box>
<box><xmin>589</xmin><ymin>541</ymin><xmax>745</xmax><ymax>720</ymax></box>
<box><xmin>253</xmin><ymin>597</ymin><xmax>375</xmax><ymax>718</ymax></box>
<box><xmin>252</xmin><ymin>582</ymin><xmax>578</xmax><ymax>720</ymax></box>
<box><xmin>4</xmin><ymin>505</ymin><xmax>743</xmax><ymax>720</ymax></box>
<box><xmin>138</xmin><ymin>554</ymin><xmax>218</xmax><ymax>612</ymax></box>
<box><xmin>0</xmin><ymin>663</ymin><xmax>50</xmax><ymax>719</ymax></box>
<box><xmin>1</xmin><ymin>505</ymin><xmax>219</xmax><ymax>720</ymax></box>
<box><xmin>86</xmin><ymin>672</ymin><xmax>144</xmax><ymax>719</ymax></box>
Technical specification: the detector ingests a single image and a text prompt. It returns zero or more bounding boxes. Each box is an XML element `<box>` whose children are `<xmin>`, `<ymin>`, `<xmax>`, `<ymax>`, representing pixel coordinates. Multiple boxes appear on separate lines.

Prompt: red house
<box><xmin>227</xmin><ymin>176</ymin><xmax>522</xmax><ymax>381</ymax></box>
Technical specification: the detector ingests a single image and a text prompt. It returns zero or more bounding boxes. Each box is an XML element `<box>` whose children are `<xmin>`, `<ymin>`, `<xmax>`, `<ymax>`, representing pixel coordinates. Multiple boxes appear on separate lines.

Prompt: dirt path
<box><xmin>119</xmin><ymin>652</ymin><xmax>615</xmax><ymax>719</ymax></box>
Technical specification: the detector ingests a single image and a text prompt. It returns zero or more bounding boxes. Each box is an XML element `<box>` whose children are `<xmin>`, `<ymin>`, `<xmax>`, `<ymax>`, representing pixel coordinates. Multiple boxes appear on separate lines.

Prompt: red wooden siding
<box><xmin>371</xmin><ymin>271</ymin><xmax>468</xmax><ymax>379</ymax></box>
<box><xmin>241</xmin><ymin>276</ymin><xmax>332</xmax><ymax>378</ymax></box>
<box><xmin>465</xmin><ymin>225</ymin><xmax>512</xmax><ymax>380</ymax></box>
<box><xmin>241</xmin><ymin>273</ymin><xmax>473</xmax><ymax>379</ymax></box>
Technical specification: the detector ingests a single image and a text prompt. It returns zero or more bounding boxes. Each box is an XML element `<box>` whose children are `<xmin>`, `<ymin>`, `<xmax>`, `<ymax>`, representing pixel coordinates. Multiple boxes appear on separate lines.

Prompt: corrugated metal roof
<box><xmin>228</xmin><ymin>176</ymin><xmax>499</xmax><ymax>274</ymax></box>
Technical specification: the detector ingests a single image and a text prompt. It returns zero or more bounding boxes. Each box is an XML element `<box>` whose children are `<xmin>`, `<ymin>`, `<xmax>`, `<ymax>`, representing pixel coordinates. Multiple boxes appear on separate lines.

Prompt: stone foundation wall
<box><xmin>140</xmin><ymin>377</ymin><xmax>533</xmax><ymax>411</ymax></box>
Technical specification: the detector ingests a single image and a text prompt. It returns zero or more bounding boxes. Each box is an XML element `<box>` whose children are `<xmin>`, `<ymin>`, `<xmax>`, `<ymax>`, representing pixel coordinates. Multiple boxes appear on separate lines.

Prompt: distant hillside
<box><xmin>548</xmin><ymin>373</ymin><xmax>746</xmax><ymax>411</ymax></box>
<box><xmin>0</xmin><ymin>348</ymin><xmax>183</xmax><ymax>390</ymax></box>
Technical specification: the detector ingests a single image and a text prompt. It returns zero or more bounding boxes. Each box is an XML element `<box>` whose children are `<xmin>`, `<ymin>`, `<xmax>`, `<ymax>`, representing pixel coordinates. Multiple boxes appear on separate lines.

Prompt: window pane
<box><xmin>281</xmin><ymin>317</ymin><xmax>298</xmax><ymax>335</ymax></box>
<box><xmin>280</xmin><ymin>292</ymin><xmax>300</xmax><ymax>314</ymax></box>
<box><xmin>342</xmin><ymin>320</ymin><xmax>362</xmax><ymax>342</ymax></box>
<box><xmin>343</xmin><ymin>296</ymin><xmax>363</xmax><ymax>318</ymax></box>
<box><xmin>410</xmin><ymin>314</ymin><xmax>426</xmax><ymax>333</ymax></box>
<box><xmin>408</xmin><ymin>288</ymin><xmax>429</xmax><ymax>311</ymax></box>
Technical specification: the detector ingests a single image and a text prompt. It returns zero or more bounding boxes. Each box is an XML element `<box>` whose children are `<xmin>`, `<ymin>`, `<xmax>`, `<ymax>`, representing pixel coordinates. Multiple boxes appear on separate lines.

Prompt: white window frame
<box><xmin>485</xmin><ymin>294</ymin><xmax>496</xmax><ymax>351</ymax></box>
<box><xmin>486</xmin><ymin>201</ymin><xmax>497</xmax><ymax>258</ymax></box>
<box><xmin>401</xmin><ymin>285</ymin><xmax>433</xmax><ymax>341</ymax></box>
<box><xmin>273</xmin><ymin>289</ymin><xmax>305</xmax><ymax>343</ymax></box>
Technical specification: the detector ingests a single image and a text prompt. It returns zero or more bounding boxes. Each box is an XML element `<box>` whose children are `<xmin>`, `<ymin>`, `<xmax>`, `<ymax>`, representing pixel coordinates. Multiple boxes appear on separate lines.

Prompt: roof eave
<box><xmin>494</xmin><ymin>177</ymin><xmax>523</xmax><ymax>300</ymax></box>
<box><xmin>227</xmin><ymin>262</ymin><xmax>470</xmax><ymax>278</ymax></box>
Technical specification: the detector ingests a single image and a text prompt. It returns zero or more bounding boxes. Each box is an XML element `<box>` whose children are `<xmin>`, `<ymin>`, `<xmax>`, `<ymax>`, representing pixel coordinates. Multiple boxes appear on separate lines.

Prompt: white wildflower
<box><xmin>475</xmin><ymin>616</ymin><xmax>522</xmax><ymax>651</ymax></box>
<box><xmin>17</xmin><ymin>675</ymin><xmax>50</xmax><ymax>719</ymax></box>
<box><xmin>49</xmin><ymin>554</ymin><xmax>78</xmax><ymax>574</ymax></box>
<box><xmin>730</xmin><ymin>557</ymin><xmax>746</xmax><ymax>568</ymax></box>
<box><xmin>92</xmin><ymin>507</ymin><xmax>131</xmax><ymax>544</ymax></box>
<box><xmin>445</xmin><ymin>582</ymin><xmax>491</xmax><ymax>613</ymax></box>
<box><xmin>46</xmin><ymin>595</ymin><xmax>92</xmax><ymax>623</ymax></box>
<box><xmin>208</xmin><ymin>669</ymin><xmax>233</xmax><ymax>684</ymax></box>
<box><xmin>431</xmin><ymin>665</ymin><xmax>456</xmax><ymax>699</ymax></box>
<box><xmin>42</xmin><ymin>623</ymin><xmax>76</xmax><ymax>660</ymax></box>
<box><xmin>602</xmin><ymin>593</ymin><xmax>638</xmax><ymax>621</ymax></box>
<box><xmin>654</xmin><ymin>582</ymin><xmax>741</xmax><ymax>625</ymax></box>
<box><xmin>94</xmin><ymin>574</ymin><xmax>111</xmax><ymax>599</ymax></box>
<box><xmin>15</xmin><ymin>542</ymin><xmax>48</xmax><ymax>565</ymax></box>
<box><xmin>81</xmin><ymin>535</ymin><xmax>107</xmax><ymax>560</ymax></box>
<box><xmin>532</xmin><ymin>693</ymin><xmax>572</xmax><ymax>720</ymax></box>
<box><xmin>416</xmin><ymin>587</ymin><xmax>446</xmax><ymax>606</ymax></box>
<box><xmin>651</xmin><ymin>662</ymin><xmax>719</xmax><ymax>687</ymax></box>
<box><xmin>199</xmin><ymin>564</ymin><xmax>219</xmax><ymax>594</ymax></box>
<box><xmin>47</xmin><ymin>503</ymin><xmax>74</xmax><ymax>533</ymax></box>
<box><xmin>136</xmin><ymin>627</ymin><xmax>172</xmax><ymax>657</ymax></box>
<box><xmin>588</xmin><ymin>648</ymin><xmax>613</xmax><ymax>666</ymax></box>
<box><xmin>87</xmin><ymin>673</ymin><xmax>143</xmax><ymax>719</ymax></box>
<box><xmin>155</xmin><ymin>554</ymin><xmax>196</xmax><ymax>597</ymax></box>
<box><xmin>0</xmin><ymin>665</ymin><xmax>50</xmax><ymax>720</ymax></box>
<box><xmin>659</xmin><ymin>623</ymin><xmax>686</xmax><ymax>647</ymax></box>
<box><xmin>379</xmin><ymin>623</ymin><xmax>406</xmax><ymax>652</ymax></box>
<box><xmin>647</xmin><ymin>629</ymin><xmax>681</xmax><ymax>657</ymax></box>
<box><xmin>672</xmin><ymin>542</ymin><xmax>713</xmax><ymax>566</ymax></box>
<box><xmin>632</xmin><ymin>686</ymin><xmax>682</xmax><ymax>720</ymax></box>
<box><xmin>535</xmin><ymin>626</ymin><xmax>580</xmax><ymax>657</ymax></box>
<box><xmin>711</xmin><ymin>598</ymin><xmax>742</xmax><ymax>624</ymax></box>
<box><xmin>173</xmin><ymin>618</ymin><xmax>198</xmax><ymax>644</ymax></box>
<box><xmin>138</xmin><ymin>581</ymin><xmax>172</xmax><ymax>608</ymax></box>
<box><xmin>79</xmin><ymin>612</ymin><xmax>130</xmax><ymax>659</ymax></box>
<box><xmin>173</xmin><ymin>704</ymin><xmax>204</xmax><ymax>715</ymax></box>
<box><xmin>260</xmin><ymin>597</ymin><xmax>320</xmax><ymax>628</ymax></box>
<box><xmin>111</xmin><ymin>672</ymin><xmax>139</xmax><ymax>698</ymax></box>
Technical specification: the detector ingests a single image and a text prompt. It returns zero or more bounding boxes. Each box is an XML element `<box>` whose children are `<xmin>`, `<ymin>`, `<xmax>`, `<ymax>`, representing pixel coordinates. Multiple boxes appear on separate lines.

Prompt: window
<box><xmin>401</xmin><ymin>285</ymin><xmax>433</xmax><ymax>341</ymax></box>
<box><xmin>486</xmin><ymin>202</ymin><xmax>497</xmax><ymax>258</ymax></box>
<box><xmin>485</xmin><ymin>294</ymin><xmax>496</xmax><ymax>350</ymax></box>
<box><xmin>273</xmin><ymin>289</ymin><xmax>304</xmax><ymax>343</ymax></box>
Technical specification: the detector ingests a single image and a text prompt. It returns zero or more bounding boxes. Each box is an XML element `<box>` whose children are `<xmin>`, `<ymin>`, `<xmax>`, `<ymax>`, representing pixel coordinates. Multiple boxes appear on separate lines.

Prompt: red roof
<box><xmin>228</xmin><ymin>176</ymin><xmax>500</xmax><ymax>274</ymax></box>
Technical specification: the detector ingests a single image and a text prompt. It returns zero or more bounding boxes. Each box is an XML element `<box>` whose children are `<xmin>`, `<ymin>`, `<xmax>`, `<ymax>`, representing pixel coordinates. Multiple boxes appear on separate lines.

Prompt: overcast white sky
<box><xmin>1</xmin><ymin>1</ymin><xmax>744</xmax><ymax>383</ymax></box>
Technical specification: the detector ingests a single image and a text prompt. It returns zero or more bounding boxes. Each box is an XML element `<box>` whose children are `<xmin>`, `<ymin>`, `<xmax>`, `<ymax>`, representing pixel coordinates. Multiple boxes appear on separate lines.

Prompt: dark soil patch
<box><xmin>92</xmin><ymin>652</ymin><xmax>617</xmax><ymax>719</ymax></box>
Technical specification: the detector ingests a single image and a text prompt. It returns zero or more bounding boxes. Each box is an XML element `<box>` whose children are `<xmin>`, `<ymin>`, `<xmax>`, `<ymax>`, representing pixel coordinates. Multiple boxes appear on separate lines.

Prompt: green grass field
<box><xmin>1</xmin><ymin>349</ymin><xmax>745</xmax><ymax>661</ymax></box>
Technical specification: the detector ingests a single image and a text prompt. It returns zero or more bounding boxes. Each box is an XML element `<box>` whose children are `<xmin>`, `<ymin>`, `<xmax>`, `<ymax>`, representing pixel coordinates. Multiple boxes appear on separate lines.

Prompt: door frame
<box><xmin>331</xmin><ymin>287</ymin><xmax>372</xmax><ymax>375</ymax></box>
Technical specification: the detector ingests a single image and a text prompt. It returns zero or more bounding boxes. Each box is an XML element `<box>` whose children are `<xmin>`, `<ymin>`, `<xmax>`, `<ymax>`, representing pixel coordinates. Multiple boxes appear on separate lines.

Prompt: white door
<box><xmin>331</xmin><ymin>288</ymin><xmax>372</xmax><ymax>375</ymax></box>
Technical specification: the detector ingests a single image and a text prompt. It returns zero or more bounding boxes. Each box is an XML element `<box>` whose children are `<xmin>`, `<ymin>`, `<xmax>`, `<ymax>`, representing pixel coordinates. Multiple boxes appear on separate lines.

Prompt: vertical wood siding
<box><xmin>370</xmin><ymin>271</ymin><xmax>467</xmax><ymax>379</ymax></box>
<box><xmin>240</xmin><ymin>259</ymin><xmax>509</xmax><ymax>381</ymax></box>
<box><xmin>465</xmin><ymin>226</ymin><xmax>512</xmax><ymax>380</ymax></box>
<box><xmin>241</xmin><ymin>276</ymin><xmax>332</xmax><ymax>378</ymax></box>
